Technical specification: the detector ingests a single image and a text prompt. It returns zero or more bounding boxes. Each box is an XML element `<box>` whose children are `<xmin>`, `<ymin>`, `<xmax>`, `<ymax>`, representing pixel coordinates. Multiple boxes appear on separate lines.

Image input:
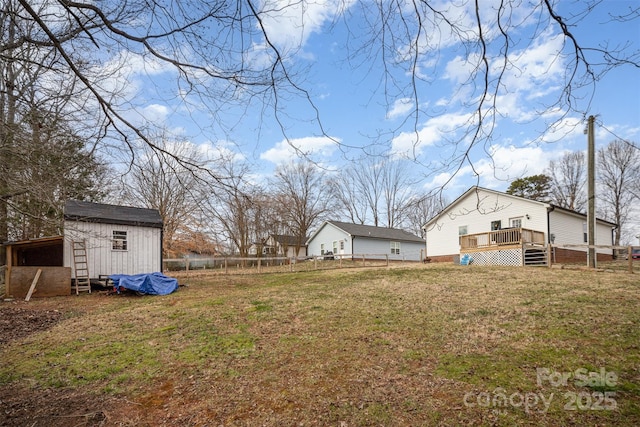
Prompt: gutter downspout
<box><xmin>546</xmin><ymin>205</ymin><xmax>554</xmax><ymax>244</ymax></box>
<box><xmin>547</xmin><ymin>205</ymin><xmax>554</xmax><ymax>265</ymax></box>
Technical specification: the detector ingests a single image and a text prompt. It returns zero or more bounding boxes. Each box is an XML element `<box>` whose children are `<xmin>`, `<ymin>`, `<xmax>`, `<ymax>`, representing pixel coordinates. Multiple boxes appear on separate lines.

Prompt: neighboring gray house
<box><xmin>63</xmin><ymin>200</ymin><xmax>164</xmax><ymax>278</ymax></box>
<box><xmin>306</xmin><ymin>220</ymin><xmax>425</xmax><ymax>261</ymax></box>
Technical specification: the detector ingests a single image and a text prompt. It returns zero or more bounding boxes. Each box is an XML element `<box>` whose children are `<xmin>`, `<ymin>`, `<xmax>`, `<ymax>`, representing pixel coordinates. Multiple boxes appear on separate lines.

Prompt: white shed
<box><xmin>63</xmin><ymin>200</ymin><xmax>163</xmax><ymax>278</ymax></box>
<box><xmin>424</xmin><ymin>186</ymin><xmax>617</xmax><ymax>265</ymax></box>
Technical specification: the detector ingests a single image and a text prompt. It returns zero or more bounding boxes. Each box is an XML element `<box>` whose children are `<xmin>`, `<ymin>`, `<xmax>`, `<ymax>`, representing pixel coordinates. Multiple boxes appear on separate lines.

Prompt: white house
<box><xmin>63</xmin><ymin>200</ymin><xmax>164</xmax><ymax>277</ymax></box>
<box><xmin>307</xmin><ymin>220</ymin><xmax>425</xmax><ymax>261</ymax></box>
<box><xmin>248</xmin><ymin>234</ymin><xmax>307</xmax><ymax>258</ymax></box>
<box><xmin>424</xmin><ymin>186</ymin><xmax>617</xmax><ymax>266</ymax></box>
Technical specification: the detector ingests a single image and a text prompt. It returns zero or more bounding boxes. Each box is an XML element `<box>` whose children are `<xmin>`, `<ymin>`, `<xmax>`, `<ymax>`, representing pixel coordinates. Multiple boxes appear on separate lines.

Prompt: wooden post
<box><xmin>25</xmin><ymin>269</ymin><xmax>42</xmax><ymax>302</ymax></box>
<box><xmin>587</xmin><ymin>115</ymin><xmax>596</xmax><ymax>268</ymax></box>
<box><xmin>314</xmin><ymin>256</ymin><xmax>317</xmax><ymax>270</ymax></box>
<box><xmin>290</xmin><ymin>257</ymin><xmax>293</xmax><ymax>272</ymax></box>
<box><xmin>629</xmin><ymin>246</ymin><xmax>633</xmax><ymax>274</ymax></box>
<box><xmin>386</xmin><ymin>254</ymin><xmax>389</xmax><ymax>269</ymax></box>
<box><xmin>547</xmin><ymin>245</ymin><xmax>553</xmax><ymax>268</ymax></box>
<box><xmin>258</xmin><ymin>258</ymin><xmax>261</xmax><ymax>273</ymax></box>
<box><xmin>224</xmin><ymin>257</ymin><xmax>228</xmax><ymax>274</ymax></box>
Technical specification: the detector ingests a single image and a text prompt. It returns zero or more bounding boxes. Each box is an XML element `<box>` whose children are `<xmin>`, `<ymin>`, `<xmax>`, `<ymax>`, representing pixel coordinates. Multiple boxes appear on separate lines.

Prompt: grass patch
<box><xmin>1</xmin><ymin>264</ymin><xmax>638</xmax><ymax>425</ymax></box>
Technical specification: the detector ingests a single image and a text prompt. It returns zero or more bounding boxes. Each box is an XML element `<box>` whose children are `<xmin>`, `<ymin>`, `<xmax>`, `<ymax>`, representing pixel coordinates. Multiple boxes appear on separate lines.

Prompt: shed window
<box><xmin>112</xmin><ymin>231</ymin><xmax>128</xmax><ymax>250</ymax></box>
<box><xmin>390</xmin><ymin>241</ymin><xmax>400</xmax><ymax>255</ymax></box>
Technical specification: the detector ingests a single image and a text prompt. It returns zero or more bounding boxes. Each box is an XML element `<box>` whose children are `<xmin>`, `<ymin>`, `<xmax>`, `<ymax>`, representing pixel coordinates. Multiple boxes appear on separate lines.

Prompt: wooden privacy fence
<box><xmin>163</xmin><ymin>253</ymin><xmax>409</xmax><ymax>275</ymax></box>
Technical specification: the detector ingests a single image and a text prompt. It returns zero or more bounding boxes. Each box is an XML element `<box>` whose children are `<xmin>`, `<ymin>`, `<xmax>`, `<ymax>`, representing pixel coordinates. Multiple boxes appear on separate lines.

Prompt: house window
<box><xmin>583</xmin><ymin>222</ymin><xmax>587</xmax><ymax>243</ymax></box>
<box><xmin>458</xmin><ymin>225</ymin><xmax>468</xmax><ymax>236</ymax></box>
<box><xmin>320</xmin><ymin>243</ymin><xmax>325</xmax><ymax>255</ymax></box>
<box><xmin>112</xmin><ymin>231</ymin><xmax>127</xmax><ymax>250</ymax></box>
<box><xmin>491</xmin><ymin>220</ymin><xmax>502</xmax><ymax>231</ymax></box>
<box><xmin>390</xmin><ymin>241</ymin><xmax>400</xmax><ymax>255</ymax></box>
<box><xmin>510</xmin><ymin>217</ymin><xmax>523</xmax><ymax>228</ymax></box>
<box><xmin>340</xmin><ymin>240</ymin><xmax>344</xmax><ymax>250</ymax></box>
<box><xmin>333</xmin><ymin>241</ymin><xmax>338</xmax><ymax>254</ymax></box>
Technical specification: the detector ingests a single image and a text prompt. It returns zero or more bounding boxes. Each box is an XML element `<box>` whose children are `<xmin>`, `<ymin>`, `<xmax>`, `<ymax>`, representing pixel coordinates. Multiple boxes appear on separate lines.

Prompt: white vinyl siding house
<box><xmin>307</xmin><ymin>220</ymin><xmax>425</xmax><ymax>261</ymax></box>
<box><xmin>63</xmin><ymin>200</ymin><xmax>163</xmax><ymax>278</ymax></box>
<box><xmin>425</xmin><ymin>188</ymin><xmax>549</xmax><ymax>258</ymax></box>
<box><xmin>424</xmin><ymin>187</ymin><xmax>616</xmax><ymax>265</ymax></box>
<box><xmin>260</xmin><ymin>234</ymin><xmax>307</xmax><ymax>258</ymax></box>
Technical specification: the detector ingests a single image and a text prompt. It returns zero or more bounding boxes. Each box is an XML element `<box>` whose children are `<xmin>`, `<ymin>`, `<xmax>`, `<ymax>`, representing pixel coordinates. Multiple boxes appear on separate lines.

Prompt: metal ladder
<box><xmin>72</xmin><ymin>240</ymin><xmax>91</xmax><ymax>294</ymax></box>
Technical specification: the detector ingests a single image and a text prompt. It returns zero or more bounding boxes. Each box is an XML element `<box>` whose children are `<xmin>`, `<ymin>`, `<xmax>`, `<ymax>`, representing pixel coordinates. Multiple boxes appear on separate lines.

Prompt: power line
<box><xmin>597</xmin><ymin>120</ymin><xmax>639</xmax><ymax>150</ymax></box>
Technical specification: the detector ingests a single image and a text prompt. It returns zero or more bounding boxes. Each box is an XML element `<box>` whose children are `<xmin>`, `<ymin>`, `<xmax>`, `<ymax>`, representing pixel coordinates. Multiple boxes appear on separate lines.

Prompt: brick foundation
<box><xmin>426</xmin><ymin>254</ymin><xmax>457</xmax><ymax>263</ymax></box>
<box><xmin>551</xmin><ymin>248</ymin><xmax>613</xmax><ymax>264</ymax></box>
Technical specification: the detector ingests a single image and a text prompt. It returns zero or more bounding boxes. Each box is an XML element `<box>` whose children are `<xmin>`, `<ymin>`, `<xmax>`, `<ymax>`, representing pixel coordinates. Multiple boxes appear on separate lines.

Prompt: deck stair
<box><xmin>523</xmin><ymin>244</ymin><xmax>548</xmax><ymax>266</ymax></box>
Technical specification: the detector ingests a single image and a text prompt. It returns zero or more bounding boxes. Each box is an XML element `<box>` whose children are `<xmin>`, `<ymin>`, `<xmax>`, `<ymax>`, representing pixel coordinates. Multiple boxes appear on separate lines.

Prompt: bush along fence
<box><xmin>162</xmin><ymin>253</ymin><xmax>416</xmax><ymax>274</ymax></box>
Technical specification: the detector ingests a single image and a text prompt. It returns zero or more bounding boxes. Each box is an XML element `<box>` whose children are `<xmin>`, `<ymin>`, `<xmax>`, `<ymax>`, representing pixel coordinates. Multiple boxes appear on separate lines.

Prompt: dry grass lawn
<box><xmin>0</xmin><ymin>263</ymin><xmax>638</xmax><ymax>426</ymax></box>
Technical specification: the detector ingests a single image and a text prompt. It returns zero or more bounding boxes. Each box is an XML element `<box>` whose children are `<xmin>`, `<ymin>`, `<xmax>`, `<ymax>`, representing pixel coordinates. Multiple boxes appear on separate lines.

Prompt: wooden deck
<box><xmin>460</xmin><ymin>228</ymin><xmax>545</xmax><ymax>252</ymax></box>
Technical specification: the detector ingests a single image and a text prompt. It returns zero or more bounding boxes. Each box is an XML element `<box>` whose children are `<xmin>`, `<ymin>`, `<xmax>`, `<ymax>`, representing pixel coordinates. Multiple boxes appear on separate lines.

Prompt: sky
<box><xmin>94</xmin><ymin>0</ymin><xmax>640</xmax><ymax>240</ymax></box>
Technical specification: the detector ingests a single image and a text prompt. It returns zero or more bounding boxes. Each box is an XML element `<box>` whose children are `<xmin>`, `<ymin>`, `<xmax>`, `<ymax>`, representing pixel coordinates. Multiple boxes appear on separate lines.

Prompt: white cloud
<box><xmin>423</xmin><ymin>143</ymin><xmax>566</xmax><ymax>194</ymax></box>
<box><xmin>260</xmin><ymin>135</ymin><xmax>339</xmax><ymax>164</ymax></box>
<box><xmin>258</xmin><ymin>0</ymin><xmax>355</xmax><ymax>53</ymax></box>
<box><xmin>139</xmin><ymin>104</ymin><xmax>169</xmax><ymax>123</ymax></box>
<box><xmin>469</xmin><ymin>144</ymin><xmax>558</xmax><ymax>189</ymax></box>
<box><xmin>386</xmin><ymin>98</ymin><xmax>414</xmax><ymax>120</ymax></box>
<box><xmin>198</xmin><ymin>140</ymin><xmax>246</xmax><ymax>164</ymax></box>
<box><xmin>391</xmin><ymin>112</ymin><xmax>473</xmax><ymax>158</ymax></box>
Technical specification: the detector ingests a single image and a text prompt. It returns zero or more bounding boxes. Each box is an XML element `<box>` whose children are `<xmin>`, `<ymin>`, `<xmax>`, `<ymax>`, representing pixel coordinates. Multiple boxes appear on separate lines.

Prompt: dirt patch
<box><xmin>0</xmin><ymin>305</ymin><xmax>63</xmax><ymax>346</ymax></box>
<box><xmin>0</xmin><ymin>385</ymin><xmax>108</xmax><ymax>427</ymax></box>
<box><xmin>0</xmin><ymin>304</ymin><xmax>108</xmax><ymax>426</ymax></box>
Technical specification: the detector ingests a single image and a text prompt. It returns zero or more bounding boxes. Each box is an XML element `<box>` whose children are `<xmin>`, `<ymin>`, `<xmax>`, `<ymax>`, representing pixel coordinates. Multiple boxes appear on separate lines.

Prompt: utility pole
<box><xmin>587</xmin><ymin>115</ymin><xmax>596</xmax><ymax>268</ymax></box>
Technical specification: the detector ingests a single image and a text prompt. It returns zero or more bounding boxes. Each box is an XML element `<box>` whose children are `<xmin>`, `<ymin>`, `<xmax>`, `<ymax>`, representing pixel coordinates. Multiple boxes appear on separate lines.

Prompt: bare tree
<box><xmin>1</xmin><ymin>0</ymin><xmax>111</xmax><ymax>243</ymax></box>
<box><xmin>200</xmin><ymin>158</ymin><xmax>267</xmax><ymax>257</ymax></box>
<box><xmin>381</xmin><ymin>159</ymin><xmax>415</xmax><ymax>228</ymax></box>
<box><xmin>336</xmin><ymin>156</ymin><xmax>384</xmax><ymax>226</ymax></box>
<box><xmin>547</xmin><ymin>151</ymin><xmax>586</xmax><ymax>212</ymax></box>
<box><xmin>335</xmin><ymin>155</ymin><xmax>419</xmax><ymax>228</ymax></box>
<box><xmin>597</xmin><ymin>140</ymin><xmax>640</xmax><ymax>246</ymax></box>
<box><xmin>3</xmin><ymin>0</ymin><xmax>635</xmax><ymax>186</ymax></box>
<box><xmin>403</xmin><ymin>193</ymin><xmax>448</xmax><ymax>238</ymax></box>
<box><xmin>270</xmin><ymin>161</ymin><xmax>334</xmax><ymax>254</ymax></box>
<box><xmin>121</xmin><ymin>133</ymin><xmax>202</xmax><ymax>256</ymax></box>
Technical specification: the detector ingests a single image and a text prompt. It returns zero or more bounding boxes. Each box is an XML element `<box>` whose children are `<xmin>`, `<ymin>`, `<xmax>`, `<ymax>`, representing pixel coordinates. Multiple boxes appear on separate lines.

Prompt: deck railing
<box><xmin>460</xmin><ymin>228</ymin><xmax>545</xmax><ymax>250</ymax></box>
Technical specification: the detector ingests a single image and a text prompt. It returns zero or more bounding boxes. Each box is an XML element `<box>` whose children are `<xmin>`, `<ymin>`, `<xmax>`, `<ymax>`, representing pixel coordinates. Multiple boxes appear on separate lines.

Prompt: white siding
<box><xmin>353</xmin><ymin>237</ymin><xmax>424</xmax><ymax>261</ymax></box>
<box><xmin>308</xmin><ymin>223</ymin><xmax>424</xmax><ymax>261</ymax></box>
<box><xmin>307</xmin><ymin>223</ymin><xmax>350</xmax><ymax>256</ymax></box>
<box><xmin>548</xmin><ymin>210</ymin><xmax>614</xmax><ymax>254</ymax></box>
<box><xmin>64</xmin><ymin>220</ymin><xmax>162</xmax><ymax>277</ymax></box>
<box><xmin>425</xmin><ymin>188</ymin><xmax>548</xmax><ymax>257</ymax></box>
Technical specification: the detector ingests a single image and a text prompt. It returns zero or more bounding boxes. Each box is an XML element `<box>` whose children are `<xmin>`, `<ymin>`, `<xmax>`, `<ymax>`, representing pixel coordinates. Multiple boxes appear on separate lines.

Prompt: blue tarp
<box><xmin>109</xmin><ymin>272</ymin><xmax>179</xmax><ymax>295</ymax></box>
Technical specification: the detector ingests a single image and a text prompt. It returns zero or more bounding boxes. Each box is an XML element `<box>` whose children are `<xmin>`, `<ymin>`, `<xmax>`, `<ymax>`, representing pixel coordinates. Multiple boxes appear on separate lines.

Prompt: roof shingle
<box><xmin>64</xmin><ymin>200</ymin><xmax>163</xmax><ymax>229</ymax></box>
